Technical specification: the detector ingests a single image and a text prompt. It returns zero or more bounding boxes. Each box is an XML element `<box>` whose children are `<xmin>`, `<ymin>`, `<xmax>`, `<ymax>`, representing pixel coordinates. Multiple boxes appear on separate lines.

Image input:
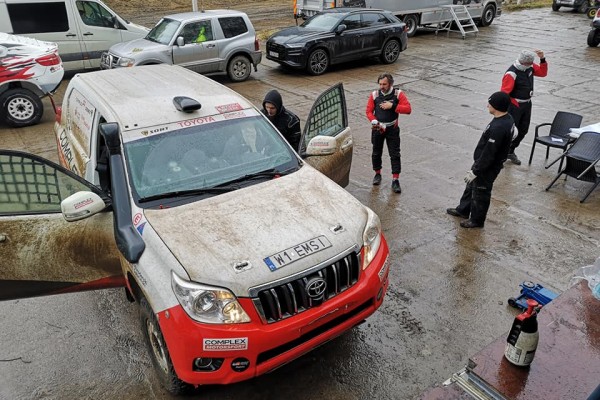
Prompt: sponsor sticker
<box><xmin>216</xmin><ymin>103</ymin><xmax>243</xmax><ymax>113</ymax></box>
<box><xmin>231</xmin><ymin>358</ymin><xmax>250</xmax><ymax>372</ymax></box>
<box><xmin>74</xmin><ymin>197</ymin><xmax>93</xmax><ymax>209</ymax></box>
<box><xmin>203</xmin><ymin>337</ymin><xmax>248</xmax><ymax>351</ymax></box>
<box><xmin>136</xmin><ymin>222</ymin><xmax>146</xmax><ymax>235</ymax></box>
<box><xmin>133</xmin><ymin>212</ymin><xmax>142</xmax><ymax>226</ymax></box>
<box><xmin>264</xmin><ymin>236</ymin><xmax>332</xmax><ymax>271</ymax></box>
<box><xmin>378</xmin><ymin>255</ymin><xmax>390</xmax><ymax>281</ymax></box>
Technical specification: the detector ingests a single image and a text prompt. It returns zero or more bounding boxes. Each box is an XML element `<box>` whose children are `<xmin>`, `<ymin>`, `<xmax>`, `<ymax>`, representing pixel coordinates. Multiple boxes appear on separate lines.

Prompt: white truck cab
<box><xmin>0</xmin><ymin>0</ymin><xmax>149</xmax><ymax>71</ymax></box>
<box><xmin>0</xmin><ymin>65</ymin><xmax>390</xmax><ymax>394</ymax></box>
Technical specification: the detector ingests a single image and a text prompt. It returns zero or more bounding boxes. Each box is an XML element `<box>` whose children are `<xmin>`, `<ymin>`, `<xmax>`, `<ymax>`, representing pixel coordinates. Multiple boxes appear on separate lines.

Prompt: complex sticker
<box><xmin>203</xmin><ymin>338</ymin><xmax>248</xmax><ymax>351</ymax></box>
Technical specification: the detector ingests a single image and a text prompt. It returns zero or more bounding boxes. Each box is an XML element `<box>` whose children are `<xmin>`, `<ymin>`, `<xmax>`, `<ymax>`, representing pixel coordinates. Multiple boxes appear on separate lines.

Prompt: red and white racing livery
<box><xmin>0</xmin><ymin>32</ymin><xmax>64</xmax><ymax>127</ymax></box>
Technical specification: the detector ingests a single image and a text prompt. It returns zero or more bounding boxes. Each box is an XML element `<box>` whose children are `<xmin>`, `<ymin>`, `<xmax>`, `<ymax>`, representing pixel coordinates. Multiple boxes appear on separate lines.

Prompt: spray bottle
<box><xmin>504</xmin><ymin>299</ymin><xmax>539</xmax><ymax>367</ymax></box>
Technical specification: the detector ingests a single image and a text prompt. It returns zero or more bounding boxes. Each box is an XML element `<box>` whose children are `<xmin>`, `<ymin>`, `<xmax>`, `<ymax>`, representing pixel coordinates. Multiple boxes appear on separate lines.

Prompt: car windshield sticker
<box><xmin>124</xmin><ymin>109</ymin><xmax>261</xmax><ymax>143</ymax></box>
<box><xmin>264</xmin><ymin>236</ymin><xmax>332</xmax><ymax>271</ymax></box>
<box><xmin>216</xmin><ymin>103</ymin><xmax>243</xmax><ymax>113</ymax></box>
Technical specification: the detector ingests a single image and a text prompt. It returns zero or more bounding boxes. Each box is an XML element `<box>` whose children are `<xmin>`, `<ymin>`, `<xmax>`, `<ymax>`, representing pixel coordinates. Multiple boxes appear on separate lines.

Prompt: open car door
<box><xmin>301</xmin><ymin>83</ymin><xmax>353</xmax><ymax>187</ymax></box>
<box><xmin>0</xmin><ymin>151</ymin><xmax>123</xmax><ymax>301</ymax></box>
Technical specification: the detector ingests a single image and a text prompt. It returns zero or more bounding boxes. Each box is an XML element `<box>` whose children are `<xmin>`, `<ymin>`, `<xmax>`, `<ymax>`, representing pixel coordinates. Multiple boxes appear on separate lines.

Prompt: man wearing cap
<box><xmin>501</xmin><ymin>49</ymin><xmax>548</xmax><ymax>165</ymax></box>
<box><xmin>446</xmin><ymin>92</ymin><xmax>515</xmax><ymax>228</ymax></box>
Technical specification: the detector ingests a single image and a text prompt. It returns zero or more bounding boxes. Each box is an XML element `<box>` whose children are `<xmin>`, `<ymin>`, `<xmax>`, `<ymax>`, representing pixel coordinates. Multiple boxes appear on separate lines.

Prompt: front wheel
<box><xmin>380</xmin><ymin>39</ymin><xmax>401</xmax><ymax>64</ymax></box>
<box><xmin>0</xmin><ymin>88</ymin><xmax>44</xmax><ymax>127</ymax></box>
<box><xmin>480</xmin><ymin>4</ymin><xmax>496</xmax><ymax>26</ymax></box>
<box><xmin>306</xmin><ymin>48</ymin><xmax>329</xmax><ymax>75</ymax></box>
<box><xmin>552</xmin><ymin>3</ymin><xmax>560</xmax><ymax>11</ymax></box>
<box><xmin>403</xmin><ymin>14</ymin><xmax>418</xmax><ymax>37</ymax></box>
<box><xmin>140</xmin><ymin>297</ymin><xmax>191</xmax><ymax>395</ymax></box>
<box><xmin>588</xmin><ymin>29</ymin><xmax>600</xmax><ymax>46</ymax></box>
<box><xmin>227</xmin><ymin>55</ymin><xmax>252</xmax><ymax>82</ymax></box>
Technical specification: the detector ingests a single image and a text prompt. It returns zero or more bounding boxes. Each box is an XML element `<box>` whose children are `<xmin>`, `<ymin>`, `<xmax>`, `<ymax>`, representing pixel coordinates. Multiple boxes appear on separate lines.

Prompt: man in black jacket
<box><xmin>446</xmin><ymin>92</ymin><xmax>515</xmax><ymax>228</ymax></box>
<box><xmin>262</xmin><ymin>90</ymin><xmax>301</xmax><ymax>151</ymax></box>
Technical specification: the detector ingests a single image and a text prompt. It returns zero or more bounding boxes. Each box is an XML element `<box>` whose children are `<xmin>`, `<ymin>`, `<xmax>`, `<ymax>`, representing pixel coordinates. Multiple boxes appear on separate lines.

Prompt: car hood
<box><xmin>109</xmin><ymin>38</ymin><xmax>169</xmax><ymax>56</ymax></box>
<box><xmin>0</xmin><ymin>32</ymin><xmax>58</xmax><ymax>55</ymax></box>
<box><xmin>269</xmin><ymin>26</ymin><xmax>329</xmax><ymax>45</ymax></box>
<box><xmin>143</xmin><ymin>166</ymin><xmax>368</xmax><ymax>296</ymax></box>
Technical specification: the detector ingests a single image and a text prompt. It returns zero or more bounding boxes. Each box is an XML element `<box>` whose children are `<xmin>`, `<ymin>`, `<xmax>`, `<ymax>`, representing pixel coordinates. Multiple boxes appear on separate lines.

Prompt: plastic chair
<box><xmin>528</xmin><ymin>111</ymin><xmax>583</xmax><ymax>170</ymax></box>
<box><xmin>545</xmin><ymin>131</ymin><xmax>600</xmax><ymax>203</ymax></box>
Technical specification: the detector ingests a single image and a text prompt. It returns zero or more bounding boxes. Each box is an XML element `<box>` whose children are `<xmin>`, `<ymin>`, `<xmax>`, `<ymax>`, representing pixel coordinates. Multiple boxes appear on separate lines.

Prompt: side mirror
<box><xmin>305</xmin><ymin>135</ymin><xmax>337</xmax><ymax>156</ymax></box>
<box><xmin>61</xmin><ymin>191</ymin><xmax>107</xmax><ymax>222</ymax></box>
<box><xmin>335</xmin><ymin>24</ymin><xmax>347</xmax><ymax>34</ymax></box>
<box><xmin>176</xmin><ymin>36</ymin><xmax>185</xmax><ymax>46</ymax></box>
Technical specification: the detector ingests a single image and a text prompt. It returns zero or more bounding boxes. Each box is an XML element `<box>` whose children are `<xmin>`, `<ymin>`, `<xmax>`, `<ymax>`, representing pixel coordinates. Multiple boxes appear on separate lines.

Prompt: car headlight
<box><xmin>285</xmin><ymin>43</ymin><xmax>306</xmax><ymax>48</ymax></box>
<box><xmin>117</xmin><ymin>56</ymin><xmax>135</xmax><ymax>67</ymax></box>
<box><xmin>171</xmin><ymin>272</ymin><xmax>251</xmax><ymax>324</ymax></box>
<box><xmin>361</xmin><ymin>208</ymin><xmax>382</xmax><ymax>270</ymax></box>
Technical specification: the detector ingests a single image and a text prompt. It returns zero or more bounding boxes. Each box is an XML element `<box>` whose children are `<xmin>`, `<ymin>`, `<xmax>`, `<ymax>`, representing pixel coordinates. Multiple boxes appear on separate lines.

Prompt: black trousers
<box><xmin>508</xmin><ymin>101</ymin><xmax>532</xmax><ymax>152</ymax></box>
<box><xmin>455</xmin><ymin>172</ymin><xmax>498</xmax><ymax>225</ymax></box>
<box><xmin>371</xmin><ymin>127</ymin><xmax>401</xmax><ymax>174</ymax></box>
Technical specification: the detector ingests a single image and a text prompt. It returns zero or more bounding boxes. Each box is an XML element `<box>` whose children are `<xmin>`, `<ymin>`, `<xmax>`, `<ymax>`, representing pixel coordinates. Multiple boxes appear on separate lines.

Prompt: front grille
<box><xmin>266</xmin><ymin>43</ymin><xmax>286</xmax><ymax>58</ymax></box>
<box><xmin>253</xmin><ymin>251</ymin><xmax>360</xmax><ymax>323</ymax></box>
<box><xmin>100</xmin><ymin>52</ymin><xmax>120</xmax><ymax>68</ymax></box>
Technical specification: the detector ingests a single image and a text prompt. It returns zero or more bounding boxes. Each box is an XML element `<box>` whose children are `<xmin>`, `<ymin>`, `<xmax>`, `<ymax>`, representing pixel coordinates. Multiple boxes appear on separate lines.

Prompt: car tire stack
<box><xmin>0</xmin><ymin>88</ymin><xmax>44</xmax><ymax>127</ymax></box>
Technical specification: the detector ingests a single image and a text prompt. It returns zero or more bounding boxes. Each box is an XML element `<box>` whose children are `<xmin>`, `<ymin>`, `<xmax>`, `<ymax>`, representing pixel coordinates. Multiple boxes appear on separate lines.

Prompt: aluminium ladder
<box><xmin>435</xmin><ymin>4</ymin><xmax>479</xmax><ymax>39</ymax></box>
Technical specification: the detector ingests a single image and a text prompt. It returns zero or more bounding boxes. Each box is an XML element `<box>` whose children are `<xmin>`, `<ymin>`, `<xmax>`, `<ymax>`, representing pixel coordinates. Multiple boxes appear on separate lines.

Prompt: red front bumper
<box><xmin>158</xmin><ymin>235</ymin><xmax>390</xmax><ymax>386</ymax></box>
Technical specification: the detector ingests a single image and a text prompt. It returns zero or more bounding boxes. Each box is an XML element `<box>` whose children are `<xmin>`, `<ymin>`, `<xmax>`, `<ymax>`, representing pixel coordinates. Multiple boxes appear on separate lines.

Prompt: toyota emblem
<box><xmin>306</xmin><ymin>277</ymin><xmax>327</xmax><ymax>299</ymax></box>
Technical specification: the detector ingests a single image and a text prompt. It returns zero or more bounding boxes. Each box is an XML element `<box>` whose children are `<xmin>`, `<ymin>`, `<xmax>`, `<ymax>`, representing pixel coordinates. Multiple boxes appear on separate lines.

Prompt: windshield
<box><xmin>124</xmin><ymin>116</ymin><xmax>299</xmax><ymax>204</ymax></box>
<box><xmin>145</xmin><ymin>18</ymin><xmax>180</xmax><ymax>44</ymax></box>
<box><xmin>301</xmin><ymin>13</ymin><xmax>342</xmax><ymax>31</ymax></box>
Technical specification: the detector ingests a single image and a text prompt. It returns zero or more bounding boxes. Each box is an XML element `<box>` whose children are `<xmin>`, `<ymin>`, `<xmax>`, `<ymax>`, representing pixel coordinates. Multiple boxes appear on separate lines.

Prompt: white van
<box><xmin>0</xmin><ymin>0</ymin><xmax>149</xmax><ymax>71</ymax></box>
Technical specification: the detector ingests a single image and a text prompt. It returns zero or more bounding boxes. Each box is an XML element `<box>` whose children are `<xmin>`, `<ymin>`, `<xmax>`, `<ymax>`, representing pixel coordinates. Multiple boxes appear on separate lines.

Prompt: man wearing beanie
<box><xmin>501</xmin><ymin>49</ymin><xmax>548</xmax><ymax>165</ymax></box>
<box><xmin>446</xmin><ymin>92</ymin><xmax>514</xmax><ymax>228</ymax></box>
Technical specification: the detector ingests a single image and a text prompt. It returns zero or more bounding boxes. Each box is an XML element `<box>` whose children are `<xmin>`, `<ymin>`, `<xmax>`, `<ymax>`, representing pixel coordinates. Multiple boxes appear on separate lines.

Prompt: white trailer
<box><xmin>293</xmin><ymin>0</ymin><xmax>501</xmax><ymax>37</ymax></box>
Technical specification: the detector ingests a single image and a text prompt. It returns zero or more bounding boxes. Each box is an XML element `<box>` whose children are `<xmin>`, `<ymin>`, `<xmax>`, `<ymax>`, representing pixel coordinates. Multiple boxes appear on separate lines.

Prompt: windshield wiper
<box><xmin>217</xmin><ymin>167</ymin><xmax>298</xmax><ymax>188</ymax></box>
<box><xmin>138</xmin><ymin>186</ymin><xmax>237</xmax><ymax>203</ymax></box>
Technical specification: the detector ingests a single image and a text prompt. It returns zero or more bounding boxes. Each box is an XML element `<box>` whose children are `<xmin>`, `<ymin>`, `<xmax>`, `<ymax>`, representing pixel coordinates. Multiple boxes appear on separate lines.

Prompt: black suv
<box><xmin>266</xmin><ymin>8</ymin><xmax>407</xmax><ymax>75</ymax></box>
<box><xmin>552</xmin><ymin>0</ymin><xmax>593</xmax><ymax>12</ymax></box>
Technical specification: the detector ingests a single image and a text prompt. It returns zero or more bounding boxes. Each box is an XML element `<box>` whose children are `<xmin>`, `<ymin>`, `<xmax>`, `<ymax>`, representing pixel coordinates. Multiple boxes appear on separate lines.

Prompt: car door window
<box><xmin>180</xmin><ymin>20</ymin><xmax>214</xmax><ymax>44</ymax></box>
<box><xmin>341</xmin><ymin>14</ymin><xmax>361</xmax><ymax>30</ymax></box>
<box><xmin>76</xmin><ymin>1</ymin><xmax>115</xmax><ymax>28</ymax></box>
<box><xmin>302</xmin><ymin>83</ymin><xmax>348</xmax><ymax>147</ymax></box>
<box><xmin>0</xmin><ymin>151</ymin><xmax>102</xmax><ymax>215</ymax></box>
<box><xmin>361</xmin><ymin>13</ymin><xmax>388</xmax><ymax>27</ymax></box>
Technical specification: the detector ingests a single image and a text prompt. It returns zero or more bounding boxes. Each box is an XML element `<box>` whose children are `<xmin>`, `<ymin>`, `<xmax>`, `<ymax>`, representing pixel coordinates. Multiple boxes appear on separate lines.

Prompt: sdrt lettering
<box><xmin>177</xmin><ymin>116</ymin><xmax>216</xmax><ymax>127</ymax></box>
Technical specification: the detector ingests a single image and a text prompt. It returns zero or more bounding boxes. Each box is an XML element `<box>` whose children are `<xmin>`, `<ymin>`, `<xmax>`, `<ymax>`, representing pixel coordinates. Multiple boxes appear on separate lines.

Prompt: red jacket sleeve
<box><xmin>533</xmin><ymin>61</ymin><xmax>548</xmax><ymax>77</ymax></box>
<box><xmin>366</xmin><ymin>95</ymin><xmax>376</xmax><ymax>121</ymax></box>
<box><xmin>395</xmin><ymin>91</ymin><xmax>411</xmax><ymax>115</ymax></box>
<box><xmin>501</xmin><ymin>72</ymin><xmax>518</xmax><ymax>106</ymax></box>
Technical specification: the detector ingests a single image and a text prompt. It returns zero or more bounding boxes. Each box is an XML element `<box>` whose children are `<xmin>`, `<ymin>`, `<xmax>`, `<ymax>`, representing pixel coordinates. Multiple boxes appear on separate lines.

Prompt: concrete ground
<box><xmin>1</xmin><ymin>7</ymin><xmax>599</xmax><ymax>400</ymax></box>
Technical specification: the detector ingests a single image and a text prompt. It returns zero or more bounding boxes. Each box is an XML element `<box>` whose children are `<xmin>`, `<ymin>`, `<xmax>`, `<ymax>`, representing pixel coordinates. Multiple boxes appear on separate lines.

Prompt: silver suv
<box><xmin>100</xmin><ymin>10</ymin><xmax>262</xmax><ymax>81</ymax></box>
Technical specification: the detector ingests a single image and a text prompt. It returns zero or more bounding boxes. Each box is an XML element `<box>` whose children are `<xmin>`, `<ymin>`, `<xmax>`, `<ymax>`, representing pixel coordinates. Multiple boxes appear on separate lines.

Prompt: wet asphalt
<box><xmin>1</xmin><ymin>7</ymin><xmax>599</xmax><ymax>400</ymax></box>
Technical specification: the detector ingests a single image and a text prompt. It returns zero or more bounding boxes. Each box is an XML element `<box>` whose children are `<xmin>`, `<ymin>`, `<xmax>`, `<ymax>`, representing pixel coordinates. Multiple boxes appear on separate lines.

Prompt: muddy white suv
<box><xmin>100</xmin><ymin>10</ymin><xmax>262</xmax><ymax>82</ymax></box>
<box><xmin>0</xmin><ymin>64</ymin><xmax>390</xmax><ymax>394</ymax></box>
<box><xmin>0</xmin><ymin>33</ymin><xmax>64</xmax><ymax>127</ymax></box>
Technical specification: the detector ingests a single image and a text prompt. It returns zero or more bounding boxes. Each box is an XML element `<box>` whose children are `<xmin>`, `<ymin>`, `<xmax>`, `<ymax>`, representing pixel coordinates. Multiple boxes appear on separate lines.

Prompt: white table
<box><xmin>569</xmin><ymin>122</ymin><xmax>600</xmax><ymax>139</ymax></box>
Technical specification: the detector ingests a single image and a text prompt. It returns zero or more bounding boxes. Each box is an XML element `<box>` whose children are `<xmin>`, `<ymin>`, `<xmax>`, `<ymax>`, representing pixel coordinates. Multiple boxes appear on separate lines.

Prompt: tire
<box><xmin>380</xmin><ymin>39</ymin><xmax>401</xmax><ymax>64</ymax></box>
<box><xmin>227</xmin><ymin>55</ymin><xmax>252</xmax><ymax>82</ymax></box>
<box><xmin>480</xmin><ymin>4</ymin><xmax>496</xmax><ymax>27</ymax></box>
<box><xmin>403</xmin><ymin>14</ymin><xmax>418</xmax><ymax>37</ymax></box>
<box><xmin>139</xmin><ymin>297</ymin><xmax>191</xmax><ymax>395</ymax></box>
<box><xmin>552</xmin><ymin>3</ymin><xmax>560</xmax><ymax>11</ymax></box>
<box><xmin>588</xmin><ymin>7</ymin><xmax>597</xmax><ymax>18</ymax></box>
<box><xmin>508</xmin><ymin>298</ymin><xmax>518</xmax><ymax>308</ymax></box>
<box><xmin>0</xmin><ymin>88</ymin><xmax>44</xmax><ymax>128</ymax></box>
<box><xmin>588</xmin><ymin>29</ymin><xmax>600</xmax><ymax>46</ymax></box>
<box><xmin>306</xmin><ymin>48</ymin><xmax>329</xmax><ymax>75</ymax></box>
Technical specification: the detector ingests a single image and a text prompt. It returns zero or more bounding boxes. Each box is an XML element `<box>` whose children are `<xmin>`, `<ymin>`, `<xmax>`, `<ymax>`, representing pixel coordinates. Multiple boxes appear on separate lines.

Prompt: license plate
<box><xmin>264</xmin><ymin>235</ymin><xmax>332</xmax><ymax>271</ymax></box>
<box><xmin>269</xmin><ymin>50</ymin><xmax>279</xmax><ymax>58</ymax></box>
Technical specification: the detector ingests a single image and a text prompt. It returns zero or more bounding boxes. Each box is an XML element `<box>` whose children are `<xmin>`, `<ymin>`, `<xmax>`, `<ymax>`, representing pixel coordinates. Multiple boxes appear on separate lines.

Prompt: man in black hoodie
<box><xmin>262</xmin><ymin>90</ymin><xmax>301</xmax><ymax>151</ymax></box>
